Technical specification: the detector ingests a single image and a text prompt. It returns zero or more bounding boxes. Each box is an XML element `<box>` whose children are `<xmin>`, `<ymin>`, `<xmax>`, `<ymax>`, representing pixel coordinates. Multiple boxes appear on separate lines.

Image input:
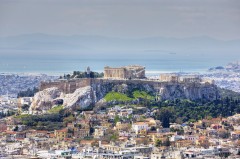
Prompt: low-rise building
<box><xmin>94</xmin><ymin>126</ymin><xmax>107</xmax><ymax>138</ymax></box>
<box><xmin>132</xmin><ymin>122</ymin><xmax>149</xmax><ymax>134</ymax></box>
<box><xmin>231</xmin><ymin>131</ymin><xmax>240</xmax><ymax>140</ymax></box>
<box><xmin>74</xmin><ymin>128</ymin><xmax>90</xmax><ymax>139</ymax></box>
<box><xmin>54</xmin><ymin>128</ymin><xmax>68</xmax><ymax>141</ymax></box>
<box><xmin>185</xmin><ymin>135</ymin><xmax>199</xmax><ymax>143</ymax></box>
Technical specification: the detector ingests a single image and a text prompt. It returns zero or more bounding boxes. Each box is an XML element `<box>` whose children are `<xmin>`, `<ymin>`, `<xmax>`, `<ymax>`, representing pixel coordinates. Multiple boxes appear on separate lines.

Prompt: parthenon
<box><xmin>104</xmin><ymin>65</ymin><xmax>145</xmax><ymax>79</ymax></box>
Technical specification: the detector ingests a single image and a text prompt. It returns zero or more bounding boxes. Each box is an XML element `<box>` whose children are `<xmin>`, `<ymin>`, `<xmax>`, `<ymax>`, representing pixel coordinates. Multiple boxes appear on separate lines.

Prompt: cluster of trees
<box><xmin>20</xmin><ymin>114</ymin><xmax>62</xmax><ymax>125</ymax></box>
<box><xmin>155</xmin><ymin>97</ymin><xmax>240</xmax><ymax>128</ymax></box>
<box><xmin>0</xmin><ymin>110</ymin><xmax>15</xmax><ymax>119</ymax></box>
<box><xmin>60</xmin><ymin>71</ymin><xmax>104</xmax><ymax>79</ymax></box>
<box><xmin>17</xmin><ymin>87</ymin><xmax>39</xmax><ymax>97</ymax></box>
<box><xmin>155</xmin><ymin>138</ymin><xmax>170</xmax><ymax>147</ymax></box>
<box><xmin>17</xmin><ymin>108</ymin><xmax>73</xmax><ymax>131</ymax></box>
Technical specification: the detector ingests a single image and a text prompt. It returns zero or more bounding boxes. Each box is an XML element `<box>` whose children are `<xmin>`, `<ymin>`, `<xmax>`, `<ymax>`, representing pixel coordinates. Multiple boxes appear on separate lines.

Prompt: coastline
<box><xmin>0</xmin><ymin>68</ymin><xmax>209</xmax><ymax>77</ymax></box>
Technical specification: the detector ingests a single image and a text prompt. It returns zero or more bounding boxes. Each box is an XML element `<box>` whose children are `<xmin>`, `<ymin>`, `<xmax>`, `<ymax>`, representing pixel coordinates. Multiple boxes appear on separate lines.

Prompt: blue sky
<box><xmin>0</xmin><ymin>0</ymin><xmax>240</xmax><ymax>40</ymax></box>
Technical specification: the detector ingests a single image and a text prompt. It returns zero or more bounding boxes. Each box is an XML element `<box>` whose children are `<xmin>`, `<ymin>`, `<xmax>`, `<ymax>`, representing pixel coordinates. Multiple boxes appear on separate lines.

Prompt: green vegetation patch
<box><xmin>15</xmin><ymin>114</ymin><xmax>32</xmax><ymax>119</ymax></box>
<box><xmin>48</xmin><ymin>105</ymin><xmax>64</xmax><ymax>114</ymax></box>
<box><xmin>17</xmin><ymin>87</ymin><xmax>39</xmax><ymax>98</ymax></box>
<box><xmin>133</xmin><ymin>90</ymin><xmax>155</xmax><ymax>100</ymax></box>
<box><xmin>18</xmin><ymin>113</ymin><xmax>64</xmax><ymax>131</ymax></box>
<box><xmin>104</xmin><ymin>92</ymin><xmax>133</xmax><ymax>102</ymax></box>
<box><xmin>104</xmin><ymin>90</ymin><xmax>155</xmax><ymax>102</ymax></box>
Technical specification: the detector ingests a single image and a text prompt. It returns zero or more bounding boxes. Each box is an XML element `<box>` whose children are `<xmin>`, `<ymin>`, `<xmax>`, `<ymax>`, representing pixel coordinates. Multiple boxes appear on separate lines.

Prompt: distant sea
<box><xmin>0</xmin><ymin>53</ymin><xmax>234</xmax><ymax>76</ymax></box>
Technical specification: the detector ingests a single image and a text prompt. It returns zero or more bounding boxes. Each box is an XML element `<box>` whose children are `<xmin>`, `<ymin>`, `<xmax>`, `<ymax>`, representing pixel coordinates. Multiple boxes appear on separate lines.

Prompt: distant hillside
<box><xmin>209</xmin><ymin>61</ymin><xmax>240</xmax><ymax>72</ymax></box>
<box><xmin>1</xmin><ymin>33</ymin><xmax>240</xmax><ymax>59</ymax></box>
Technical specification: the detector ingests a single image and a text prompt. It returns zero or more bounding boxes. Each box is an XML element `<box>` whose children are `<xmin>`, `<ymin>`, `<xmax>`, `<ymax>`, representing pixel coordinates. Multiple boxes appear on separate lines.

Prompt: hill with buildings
<box><xmin>204</xmin><ymin>61</ymin><xmax>240</xmax><ymax>93</ymax></box>
<box><xmin>29</xmin><ymin>65</ymin><xmax>219</xmax><ymax>114</ymax></box>
<box><xmin>209</xmin><ymin>61</ymin><xmax>240</xmax><ymax>72</ymax></box>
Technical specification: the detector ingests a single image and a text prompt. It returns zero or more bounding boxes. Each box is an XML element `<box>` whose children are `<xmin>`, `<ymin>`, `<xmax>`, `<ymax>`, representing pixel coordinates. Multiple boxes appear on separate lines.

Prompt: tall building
<box><xmin>86</xmin><ymin>66</ymin><xmax>91</xmax><ymax>78</ymax></box>
<box><xmin>86</xmin><ymin>66</ymin><xmax>91</xmax><ymax>75</ymax></box>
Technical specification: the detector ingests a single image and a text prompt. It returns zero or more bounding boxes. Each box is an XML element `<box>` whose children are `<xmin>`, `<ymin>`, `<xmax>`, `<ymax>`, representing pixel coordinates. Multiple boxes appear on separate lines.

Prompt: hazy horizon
<box><xmin>0</xmin><ymin>0</ymin><xmax>240</xmax><ymax>73</ymax></box>
<box><xmin>1</xmin><ymin>0</ymin><xmax>240</xmax><ymax>39</ymax></box>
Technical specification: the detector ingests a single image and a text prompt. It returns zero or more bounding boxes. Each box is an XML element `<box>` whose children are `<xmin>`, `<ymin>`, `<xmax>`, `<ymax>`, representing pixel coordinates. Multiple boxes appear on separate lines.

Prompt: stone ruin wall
<box><xmin>40</xmin><ymin>78</ymin><xmax>166</xmax><ymax>95</ymax></box>
<box><xmin>104</xmin><ymin>66</ymin><xmax>145</xmax><ymax>79</ymax></box>
<box><xmin>104</xmin><ymin>68</ymin><xmax>126</xmax><ymax>79</ymax></box>
<box><xmin>40</xmin><ymin>78</ymin><xmax>92</xmax><ymax>94</ymax></box>
<box><xmin>40</xmin><ymin>81</ymin><xmax>62</xmax><ymax>91</ymax></box>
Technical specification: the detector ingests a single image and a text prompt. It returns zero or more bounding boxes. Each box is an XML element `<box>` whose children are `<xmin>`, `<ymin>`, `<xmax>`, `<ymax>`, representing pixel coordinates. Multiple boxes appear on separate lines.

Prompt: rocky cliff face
<box><xmin>30</xmin><ymin>87</ymin><xmax>61</xmax><ymax>113</ymax></box>
<box><xmin>63</xmin><ymin>86</ymin><xmax>92</xmax><ymax>109</ymax></box>
<box><xmin>29</xmin><ymin>86</ymin><xmax>94</xmax><ymax>114</ymax></box>
<box><xmin>159</xmin><ymin>83</ymin><xmax>218</xmax><ymax>100</ymax></box>
<box><xmin>30</xmin><ymin>79</ymin><xmax>219</xmax><ymax>114</ymax></box>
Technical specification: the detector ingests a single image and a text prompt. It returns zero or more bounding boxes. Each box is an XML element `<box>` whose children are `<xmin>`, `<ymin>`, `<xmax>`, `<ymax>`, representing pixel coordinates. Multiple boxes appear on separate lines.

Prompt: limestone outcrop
<box><xmin>158</xmin><ymin>83</ymin><xmax>218</xmax><ymax>100</ymax></box>
<box><xmin>63</xmin><ymin>86</ymin><xmax>92</xmax><ymax>109</ymax></box>
<box><xmin>29</xmin><ymin>86</ymin><xmax>94</xmax><ymax>114</ymax></box>
<box><xmin>29</xmin><ymin>87</ymin><xmax>61</xmax><ymax>113</ymax></box>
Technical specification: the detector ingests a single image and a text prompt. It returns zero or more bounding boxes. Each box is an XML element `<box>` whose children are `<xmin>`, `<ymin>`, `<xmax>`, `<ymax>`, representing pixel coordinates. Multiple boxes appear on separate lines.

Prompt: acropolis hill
<box><xmin>30</xmin><ymin>66</ymin><xmax>219</xmax><ymax>114</ymax></box>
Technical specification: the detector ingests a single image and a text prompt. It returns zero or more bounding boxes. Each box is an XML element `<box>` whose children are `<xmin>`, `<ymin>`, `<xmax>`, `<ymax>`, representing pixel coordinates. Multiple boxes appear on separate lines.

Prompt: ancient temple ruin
<box><xmin>104</xmin><ymin>65</ymin><xmax>145</xmax><ymax>79</ymax></box>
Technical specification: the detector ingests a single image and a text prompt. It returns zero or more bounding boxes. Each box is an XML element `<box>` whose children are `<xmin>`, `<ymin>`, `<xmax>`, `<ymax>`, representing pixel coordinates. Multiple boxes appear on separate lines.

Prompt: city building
<box><xmin>132</xmin><ymin>122</ymin><xmax>149</xmax><ymax>134</ymax></box>
<box><xmin>54</xmin><ymin>128</ymin><xmax>68</xmax><ymax>141</ymax></box>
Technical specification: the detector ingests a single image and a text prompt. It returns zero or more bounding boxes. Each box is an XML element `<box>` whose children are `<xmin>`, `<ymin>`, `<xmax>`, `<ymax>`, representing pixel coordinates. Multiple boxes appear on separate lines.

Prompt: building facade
<box><xmin>159</xmin><ymin>73</ymin><xmax>179</xmax><ymax>82</ymax></box>
<box><xmin>159</xmin><ymin>74</ymin><xmax>210</xmax><ymax>84</ymax></box>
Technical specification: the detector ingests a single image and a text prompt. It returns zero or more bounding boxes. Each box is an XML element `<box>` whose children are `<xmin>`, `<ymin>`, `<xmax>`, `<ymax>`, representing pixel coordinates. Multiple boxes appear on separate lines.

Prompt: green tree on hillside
<box><xmin>156</xmin><ymin>107</ymin><xmax>175</xmax><ymax>128</ymax></box>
